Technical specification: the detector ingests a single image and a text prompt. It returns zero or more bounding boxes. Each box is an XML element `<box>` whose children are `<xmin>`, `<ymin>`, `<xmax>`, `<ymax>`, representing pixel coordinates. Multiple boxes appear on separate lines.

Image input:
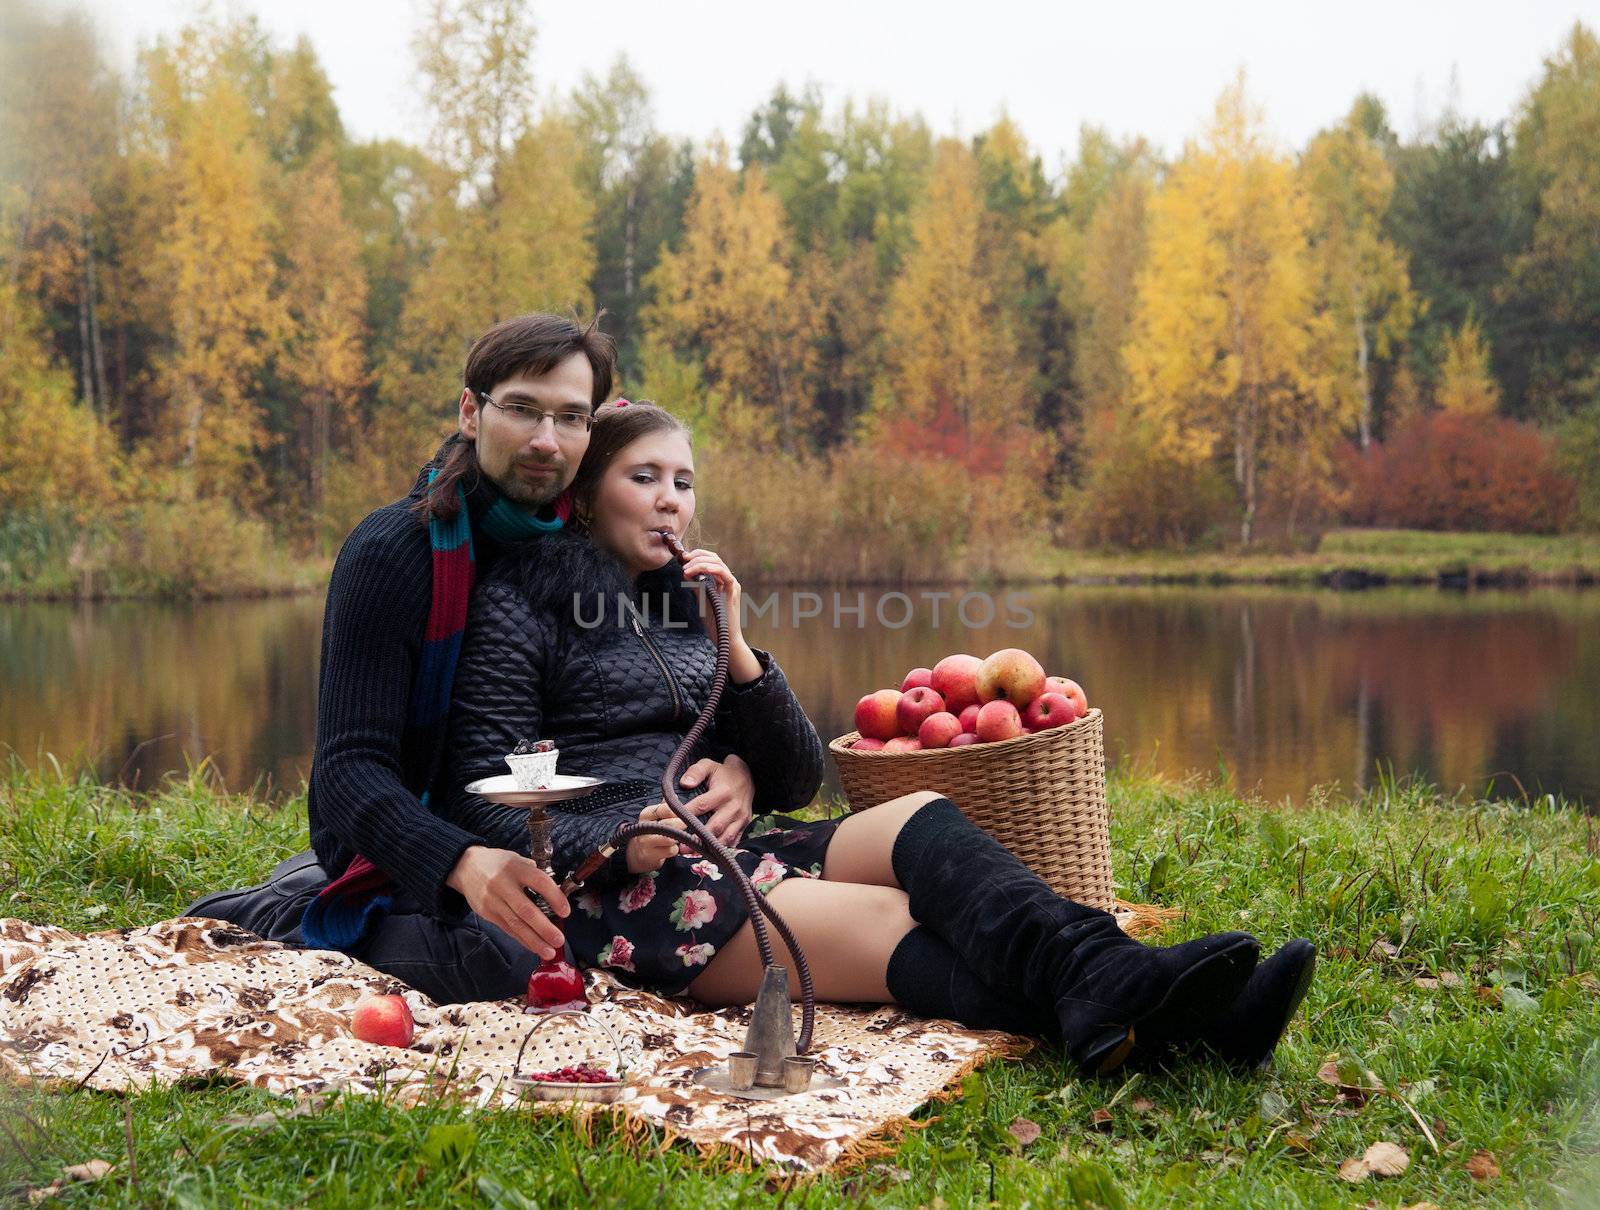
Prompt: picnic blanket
<box><xmin>0</xmin><ymin>916</ymin><xmax>1033</xmax><ymax>1171</ymax></box>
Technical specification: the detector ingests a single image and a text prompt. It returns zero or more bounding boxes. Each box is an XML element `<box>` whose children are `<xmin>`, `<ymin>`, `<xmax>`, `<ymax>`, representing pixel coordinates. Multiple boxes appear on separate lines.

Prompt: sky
<box><xmin>57</xmin><ymin>0</ymin><xmax>1600</xmax><ymax>167</ymax></box>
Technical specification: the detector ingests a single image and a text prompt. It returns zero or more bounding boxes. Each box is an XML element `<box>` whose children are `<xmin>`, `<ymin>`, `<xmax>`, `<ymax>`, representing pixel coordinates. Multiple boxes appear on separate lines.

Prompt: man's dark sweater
<box><xmin>307</xmin><ymin>456</ymin><xmax>535</xmax><ymax>920</ymax></box>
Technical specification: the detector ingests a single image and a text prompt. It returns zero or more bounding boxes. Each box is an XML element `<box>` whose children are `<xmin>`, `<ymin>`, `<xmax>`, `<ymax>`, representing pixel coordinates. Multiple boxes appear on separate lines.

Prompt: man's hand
<box><xmin>446</xmin><ymin>845</ymin><xmax>569</xmax><ymax>960</ymax></box>
<box><xmin>680</xmin><ymin>753</ymin><xmax>755</xmax><ymax>848</ymax></box>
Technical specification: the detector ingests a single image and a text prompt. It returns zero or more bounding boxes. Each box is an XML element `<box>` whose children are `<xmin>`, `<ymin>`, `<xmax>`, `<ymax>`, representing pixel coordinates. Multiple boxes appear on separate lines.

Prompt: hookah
<box><xmin>523</xmin><ymin>528</ymin><xmax>817</xmax><ymax>1094</ymax></box>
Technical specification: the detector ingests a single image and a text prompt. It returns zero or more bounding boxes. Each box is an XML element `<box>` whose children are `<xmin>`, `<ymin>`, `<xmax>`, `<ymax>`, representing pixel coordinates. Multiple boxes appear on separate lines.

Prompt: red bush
<box><xmin>1339</xmin><ymin>413</ymin><xmax>1576</xmax><ymax>533</ymax></box>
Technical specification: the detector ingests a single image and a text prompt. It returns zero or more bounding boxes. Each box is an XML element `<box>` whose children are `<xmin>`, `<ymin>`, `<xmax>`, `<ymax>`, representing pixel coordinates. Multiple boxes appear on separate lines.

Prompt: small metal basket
<box><xmin>509</xmin><ymin>1009</ymin><xmax>634</xmax><ymax>1104</ymax></box>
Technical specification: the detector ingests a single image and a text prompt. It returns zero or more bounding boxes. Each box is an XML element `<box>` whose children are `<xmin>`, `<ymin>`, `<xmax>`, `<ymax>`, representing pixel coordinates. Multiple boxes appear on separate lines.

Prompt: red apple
<box><xmin>918</xmin><ymin>711</ymin><xmax>964</xmax><ymax>749</ymax></box>
<box><xmin>854</xmin><ymin>689</ymin><xmax>903</xmax><ymax>741</ymax></box>
<box><xmin>977</xmin><ymin>648</ymin><xmax>1046</xmax><ymax>705</ymax></box>
<box><xmin>1023</xmin><ymin>692</ymin><xmax>1079</xmax><ymax>732</ymax></box>
<box><xmin>958</xmin><ymin>704</ymin><xmax>981</xmax><ymax>733</ymax></box>
<box><xmin>896</xmin><ymin>686</ymin><xmax>946</xmax><ymax>735</ymax></box>
<box><xmin>931</xmin><ymin>654</ymin><xmax>983</xmax><ymax>713</ymax></box>
<box><xmin>852</xmin><ymin>737</ymin><xmax>886</xmax><ymax>751</ymax></box>
<box><xmin>948</xmin><ymin>732</ymin><xmax>979</xmax><ymax>747</ymax></box>
<box><xmin>883</xmin><ymin>736</ymin><xmax>923</xmax><ymax>753</ymax></box>
<box><xmin>975</xmin><ymin>700</ymin><xmax>1026</xmax><ymax>743</ymax></box>
<box><xmin>351</xmin><ymin>994</ymin><xmax>414</xmax><ymax>1047</ymax></box>
<box><xmin>1046</xmin><ymin>676</ymin><xmax>1089</xmax><ymax>715</ymax></box>
<box><xmin>900</xmin><ymin>667</ymin><xmax>934</xmax><ymax>693</ymax></box>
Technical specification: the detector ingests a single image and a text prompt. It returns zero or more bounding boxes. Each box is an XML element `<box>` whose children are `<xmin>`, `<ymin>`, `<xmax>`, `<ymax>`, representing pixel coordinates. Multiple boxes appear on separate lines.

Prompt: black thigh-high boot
<box><xmin>1200</xmin><ymin>938</ymin><xmax>1317</xmax><ymax>1068</ymax></box>
<box><xmin>891</xmin><ymin>797</ymin><xmax>1259</xmax><ymax>1075</ymax></box>
<box><xmin>886</xmin><ymin>926</ymin><xmax>1056</xmax><ymax>1037</ymax></box>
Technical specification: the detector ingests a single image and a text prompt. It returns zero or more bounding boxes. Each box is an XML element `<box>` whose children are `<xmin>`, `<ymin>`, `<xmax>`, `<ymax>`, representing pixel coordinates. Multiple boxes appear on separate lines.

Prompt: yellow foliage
<box><xmin>875</xmin><ymin>138</ymin><xmax>1033</xmax><ymax>447</ymax></box>
<box><xmin>646</xmin><ymin>146</ymin><xmax>816</xmax><ymax>449</ymax></box>
<box><xmin>1124</xmin><ymin>76</ymin><xmax>1334</xmax><ymax>545</ymax></box>
<box><xmin>1301</xmin><ymin>102</ymin><xmax>1415</xmax><ymax>445</ymax></box>
<box><xmin>139</xmin><ymin>35</ymin><xmax>285</xmax><ymax>502</ymax></box>
<box><xmin>0</xmin><ymin>261</ymin><xmax>118</xmax><ymax>515</ymax></box>
<box><xmin>1436</xmin><ymin>318</ymin><xmax>1501</xmax><ymax>416</ymax></box>
<box><xmin>379</xmin><ymin>114</ymin><xmax>594</xmax><ymax>432</ymax></box>
<box><xmin>277</xmin><ymin>148</ymin><xmax>369</xmax><ymax>524</ymax></box>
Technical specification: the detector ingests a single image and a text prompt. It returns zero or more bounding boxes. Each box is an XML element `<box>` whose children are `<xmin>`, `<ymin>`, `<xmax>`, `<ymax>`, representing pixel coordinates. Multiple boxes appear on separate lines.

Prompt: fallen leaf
<box><xmin>866</xmin><ymin>1164</ymin><xmax>910</xmax><ymax>1185</ymax></box>
<box><xmin>1090</xmin><ymin>1108</ymin><xmax>1113</xmax><ymax>1130</ymax></box>
<box><xmin>1007</xmin><ymin>1117</ymin><xmax>1041</xmax><ymax>1148</ymax></box>
<box><xmin>1338</xmin><ymin>1157</ymin><xmax>1370</xmax><ymax>1182</ymax></box>
<box><xmin>1439</xmin><ymin>971</ymin><xmax>1465</xmax><ymax>989</ymax></box>
<box><xmin>1284</xmin><ymin>1132</ymin><xmax>1315</xmax><ymax>1154</ymax></box>
<box><xmin>1131</xmin><ymin>1097</ymin><xmax>1156</xmax><ymax>1115</ymax></box>
<box><xmin>1412</xmin><ymin>975</ymin><xmax>1440</xmax><ymax>990</ymax></box>
<box><xmin>1259</xmin><ymin>1090</ymin><xmax>1293</xmax><ymax>1124</ymax></box>
<box><xmin>1364</xmin><ymin>1141</ymin><xmax>1410</xmax><ymax>1176</ymax></box>
<box><xmin>62</xmin><ymin>1161</ymin><xmax>114</xmax><ymax>1182</ymax></box>
<box><xmin>1317</xmin><ymin>1061</ymin><xmax>1342</xmax><ymax>1086</ymax></box>
<box><xmin>1466</xmin><ymin>1150</ymin><xmax>1501</xmax><ymax>1182</ymax></box>
<box><xmin>1368</xmin><ymin>939</ymin><xmax>1400</xmax><ymax>960</ymax></box>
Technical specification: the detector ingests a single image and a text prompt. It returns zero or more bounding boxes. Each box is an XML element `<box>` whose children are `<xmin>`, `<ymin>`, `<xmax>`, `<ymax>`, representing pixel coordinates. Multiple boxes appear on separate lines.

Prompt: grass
<box><xmin>1</xmin><ymin>762</ymin><xmax>1598</xmax><ymax>1207</ymax></box>
<box><xmin>1013</xmin><ymin>528</ymin><xmax>1600</xmax><ymax>587</ymax></box>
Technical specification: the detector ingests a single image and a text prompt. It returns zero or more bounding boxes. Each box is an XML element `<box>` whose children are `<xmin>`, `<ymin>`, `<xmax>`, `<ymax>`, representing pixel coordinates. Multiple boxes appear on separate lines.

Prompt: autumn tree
<box><xmin>1301</xmin><ymin>97</ymin><xmax>1414</xmax><ymax>447</ymax></box>
<box><xmin>0</xmin><ymin>0</ymin><xmax>120</xmax><ymax>416</ymax></box>
<box><xmin>1435</xmin><ymin>318</ymin><xmax>1501</xmax><ymax>415</ymax></box>
<box><xmin>277</xmin><ymin>149</ymin><xmax>369</xmax><ymax>524</ymax></box>
<box><xmin>1037</xmin><ymin>128</ymin><xmax>1159</xmax><ymax>475</ymax></box>
<box><xmin>1385</xmin><ymin>115</ymin><xmax>1526</xmax><ymax>405</ymax></box>
<box><xmin>1507</xmin><ymin>22</ymin><xmax>1600</xmax><ymax>417</ymax></box>
<box><xmin>571</xmin><ymin>58</ymin><xmax>693</xmax><ymax>371</ymax></box>
<box><xmin>0</xmin><ymin>220</ymin><xmax>117</xmax><ymax>515</ymax></box>
<box><xmin>132</xmin><ymin>25</ymin><xmax>285</xmax><ymax>500</ymax></box>
<box><xmin>645</xmin><ymin>145</ymin><xmax>815</xmax><ymax>449</ymax></box>
<box><xmin>1125</xmin><ymin>78</ymin><xmax>1334</xmax><ymax>545</ymax></box>
<box><xmin>870</xmin><ymin>135</ymin><xmax>1049</xmax><ymax>518</ymax></box>
<box><xmin>380</xmin><ymin>0</ymin><xmax>593</xmax><ymax>448</ymax></box>
<box><xmin>764</xmin><ymin>97</ymin><xmax>932</xmax><ymax>440</ymax></box>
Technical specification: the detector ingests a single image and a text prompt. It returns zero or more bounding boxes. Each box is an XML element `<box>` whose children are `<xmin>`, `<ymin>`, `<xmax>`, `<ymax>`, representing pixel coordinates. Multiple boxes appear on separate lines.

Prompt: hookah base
<box><xmin>692</xmin><ymin>1058</ymin><xmax>842</xmax><ymax>1101</ymax></box>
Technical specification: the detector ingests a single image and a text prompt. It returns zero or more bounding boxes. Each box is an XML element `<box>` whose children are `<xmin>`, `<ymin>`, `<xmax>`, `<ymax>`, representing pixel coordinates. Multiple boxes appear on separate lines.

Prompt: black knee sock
<box><xmin>885</xmin><ymin>926</ymin><xmax>1054</xmax><ymax>1037</ymax></box>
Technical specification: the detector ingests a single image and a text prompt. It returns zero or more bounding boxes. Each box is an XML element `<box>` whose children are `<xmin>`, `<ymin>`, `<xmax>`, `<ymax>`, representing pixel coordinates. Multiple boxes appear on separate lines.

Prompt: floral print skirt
<box><xmin>564</xmin><ymin>813</ymin><xmax>841</xmax><ymax>996</ymax></box>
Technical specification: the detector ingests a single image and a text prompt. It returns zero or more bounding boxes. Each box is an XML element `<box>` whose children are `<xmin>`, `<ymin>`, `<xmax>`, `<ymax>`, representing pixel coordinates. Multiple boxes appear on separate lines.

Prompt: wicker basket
<box><xmin>828</xmin><ymin>708</ymin><xmax>1114</xmax><ymax>911</ymax></box>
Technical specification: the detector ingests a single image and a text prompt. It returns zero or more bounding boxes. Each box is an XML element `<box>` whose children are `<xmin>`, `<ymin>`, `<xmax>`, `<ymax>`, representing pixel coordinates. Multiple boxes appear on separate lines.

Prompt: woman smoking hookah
<box><xmin>444</xmin><ymin>401</ymin><xmax>1316</xmax><ymax>1075</ymax></box>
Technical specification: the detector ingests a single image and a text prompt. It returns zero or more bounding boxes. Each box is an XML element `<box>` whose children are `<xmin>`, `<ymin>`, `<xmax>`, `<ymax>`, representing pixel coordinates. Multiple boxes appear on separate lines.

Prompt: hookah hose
<box><xmin>562</xmin><ymin>530</ymin><xmax>815</xmax><ymax>1051</ymax></box>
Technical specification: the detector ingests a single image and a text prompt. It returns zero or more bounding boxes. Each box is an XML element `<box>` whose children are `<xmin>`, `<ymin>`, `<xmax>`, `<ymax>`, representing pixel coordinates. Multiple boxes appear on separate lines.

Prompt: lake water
<box><xmin>2</xmin><ymin>585</ymin><xmax>1597</xmax><ymax>808</ymax></box>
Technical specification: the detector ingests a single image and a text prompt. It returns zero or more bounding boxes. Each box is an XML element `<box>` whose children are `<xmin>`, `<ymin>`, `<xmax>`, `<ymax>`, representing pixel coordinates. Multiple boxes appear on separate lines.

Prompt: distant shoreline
<box><xmin>4</xmin><ymin>528</ymin><xmax>1600</xmax><ymax>601</ymax></box>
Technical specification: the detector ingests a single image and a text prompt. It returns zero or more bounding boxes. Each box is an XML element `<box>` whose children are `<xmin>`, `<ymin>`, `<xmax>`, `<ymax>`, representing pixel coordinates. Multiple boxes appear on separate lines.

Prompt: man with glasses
<box><xmin>186</xmin><ymin>313</ymin><xmax>757</xmax><ymax>1005</ymax></box>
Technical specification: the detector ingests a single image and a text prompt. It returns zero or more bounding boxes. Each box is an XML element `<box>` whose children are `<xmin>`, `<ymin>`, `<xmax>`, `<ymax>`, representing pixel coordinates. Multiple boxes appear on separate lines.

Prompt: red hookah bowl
<box><xmin>526</xmin><ymin>957</ymin><xmax>587</xmax><ymax>1012</ymax></box>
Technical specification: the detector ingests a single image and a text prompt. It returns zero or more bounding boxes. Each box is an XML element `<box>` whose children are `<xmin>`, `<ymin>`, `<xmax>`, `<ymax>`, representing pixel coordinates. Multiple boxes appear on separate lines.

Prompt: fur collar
<box><xmin>489</xmin><ymin>529</ymin><xmax>705</xmax><ymax>634</ymax></box>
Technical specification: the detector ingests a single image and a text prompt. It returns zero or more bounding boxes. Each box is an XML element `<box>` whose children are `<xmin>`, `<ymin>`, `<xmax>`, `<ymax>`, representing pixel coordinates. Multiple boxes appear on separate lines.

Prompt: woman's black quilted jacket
<box><xmin>444</xmin><ymin>530</ymin><xmax>825</xmax><ymax>888</ymax></box>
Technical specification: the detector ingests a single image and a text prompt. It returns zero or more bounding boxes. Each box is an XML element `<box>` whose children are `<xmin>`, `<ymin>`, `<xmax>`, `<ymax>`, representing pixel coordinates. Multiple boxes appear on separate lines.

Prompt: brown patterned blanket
<box><xmin>0</xmin><ymin>916</ymin><xmax>1033</xmax><ymax>1171</ymax></box>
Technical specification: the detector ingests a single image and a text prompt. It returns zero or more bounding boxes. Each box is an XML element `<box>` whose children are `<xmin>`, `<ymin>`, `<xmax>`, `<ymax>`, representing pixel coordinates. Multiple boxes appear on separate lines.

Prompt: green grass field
<box><xmin>1015</xmin><ymin>529</ymin><xmax>1600</xmax><ymax>588</ymax></box>
<box><xmin>1</xmin><ymin>764</ymin><xmax>1597</xmax><ymax>1207</ymax></box>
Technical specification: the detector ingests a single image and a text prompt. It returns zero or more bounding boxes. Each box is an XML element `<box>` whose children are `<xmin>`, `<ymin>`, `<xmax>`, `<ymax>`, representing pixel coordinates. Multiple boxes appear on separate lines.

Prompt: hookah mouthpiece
<box><xmin>655</xmin><ymin>528</ymin><xmax>689</xmax><ymax>562</ymax></box>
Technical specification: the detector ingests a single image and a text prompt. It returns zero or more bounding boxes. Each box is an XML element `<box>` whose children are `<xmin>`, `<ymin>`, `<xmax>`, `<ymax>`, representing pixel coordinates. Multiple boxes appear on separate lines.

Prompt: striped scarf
<box><xmin>301</xmin><ymin>475</ymin><xmax>567</xmax><ymax>951</ymax></box>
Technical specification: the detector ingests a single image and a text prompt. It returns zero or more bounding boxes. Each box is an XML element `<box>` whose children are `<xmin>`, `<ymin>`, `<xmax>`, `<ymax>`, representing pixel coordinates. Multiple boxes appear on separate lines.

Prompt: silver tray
<box><xmin>464</xmin><ymin>773</ymin><xmax>606</xmax><ymax>806</ymax></box>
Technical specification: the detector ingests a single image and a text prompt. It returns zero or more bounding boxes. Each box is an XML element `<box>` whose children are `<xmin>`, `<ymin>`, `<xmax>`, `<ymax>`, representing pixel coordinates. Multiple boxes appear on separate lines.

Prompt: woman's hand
<box><xmin>626</xmin><ymin>802</ymin><xmax>682</xmax><ymax>874</ymax></box>
<box><xmin>680</xmin><ymin>548</ymin><xmax>762</xmax><ymax>684</ymax></box>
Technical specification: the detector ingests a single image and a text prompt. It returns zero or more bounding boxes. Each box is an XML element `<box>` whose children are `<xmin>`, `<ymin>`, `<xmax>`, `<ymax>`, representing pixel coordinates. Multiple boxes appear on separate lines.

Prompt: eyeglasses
<box><xmin>476</xmin><ymin>391</ymin><xmax>593</xmax><ymax>435</ymax></box>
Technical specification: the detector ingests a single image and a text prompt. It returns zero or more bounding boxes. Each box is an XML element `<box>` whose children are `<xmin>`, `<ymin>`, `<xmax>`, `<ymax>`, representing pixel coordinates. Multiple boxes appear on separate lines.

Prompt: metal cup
<box><xmin>781</xmin><ymin>1055</ymin><xmax>816</xmax><ymax>1094</ymax></box>
<box><xmin>727</xmin><ymin>1051</ymin><xmax>758</xmax><ymax>1091</ymax></box>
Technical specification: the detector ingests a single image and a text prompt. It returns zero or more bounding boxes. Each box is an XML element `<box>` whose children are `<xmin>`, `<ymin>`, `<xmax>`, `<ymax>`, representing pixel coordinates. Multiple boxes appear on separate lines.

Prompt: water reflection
<box><xmin>1</xmin><ymin>587</ymin><xmax>1596</xmax><ymax>808</ymax></box>
<box><xmin>0</xmin><ymin>600</ymin><xmax>321</xmax><ymax>792</ymax></box>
